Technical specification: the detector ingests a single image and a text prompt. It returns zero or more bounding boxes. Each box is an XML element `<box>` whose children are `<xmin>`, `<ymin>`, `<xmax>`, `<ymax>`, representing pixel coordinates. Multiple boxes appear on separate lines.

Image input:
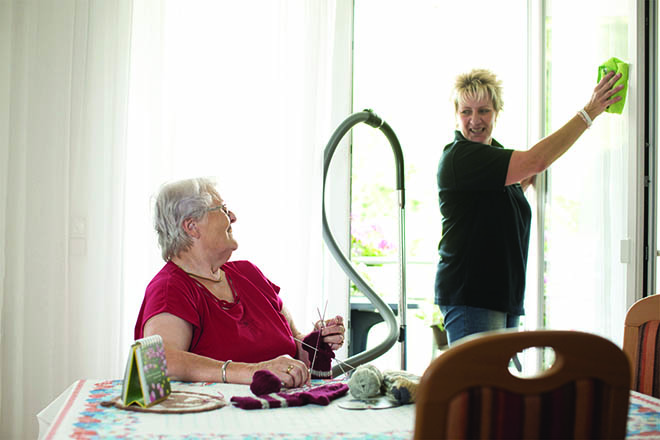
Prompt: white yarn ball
<box><xmin>348</xmin><ymin>364</ymin><xmax>383</xmax><ymax>399</ymax></box>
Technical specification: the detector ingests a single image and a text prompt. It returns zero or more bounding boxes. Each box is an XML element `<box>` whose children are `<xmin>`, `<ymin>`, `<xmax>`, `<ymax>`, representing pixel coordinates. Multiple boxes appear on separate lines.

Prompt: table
<box><xmin>38</xmin><ymin>379</ymin><xmax>415</xmax><ymax>440</ymax></box>
<box><xmin>627</xmin><ymin>390</ymin><xmax>660</xmax><ymax>439</ymax></box>
<box><xmin>38</xmin><ymin>381</ymin><xmax>660</xmax><ymax>439</ymax></box>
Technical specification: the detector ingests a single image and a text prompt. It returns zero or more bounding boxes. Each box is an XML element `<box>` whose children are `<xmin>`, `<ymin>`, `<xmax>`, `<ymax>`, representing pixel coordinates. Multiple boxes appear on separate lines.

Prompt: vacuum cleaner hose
<box><xmin>322</xmin><ymin>109</ymin><xmax>406</xmax><ymax>377</ymax></box>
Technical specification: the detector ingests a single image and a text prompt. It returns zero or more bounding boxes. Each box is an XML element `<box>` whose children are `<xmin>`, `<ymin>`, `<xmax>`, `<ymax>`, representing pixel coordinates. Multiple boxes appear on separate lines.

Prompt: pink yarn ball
<box><xmin>250</xmin><ymin>370</ymin><xmax>282</xmax><ymax>395</ymax></box>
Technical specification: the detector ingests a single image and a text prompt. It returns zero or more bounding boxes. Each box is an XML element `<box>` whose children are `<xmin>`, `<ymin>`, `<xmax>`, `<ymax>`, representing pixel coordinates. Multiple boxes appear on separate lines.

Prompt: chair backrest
<box><xmin>414</xmin><ymin>329</ymin><xmax>630</xmax><ymax>440</ymax></box>
<box><xmin>623</xmin><ymin>294</ymin><xmax>660</xmax><ymax>397</ymax></box>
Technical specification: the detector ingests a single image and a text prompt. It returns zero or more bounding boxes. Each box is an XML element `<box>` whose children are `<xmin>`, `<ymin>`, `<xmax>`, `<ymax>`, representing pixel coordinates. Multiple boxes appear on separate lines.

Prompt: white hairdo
<box><xmin>153</xmin><ymin>177</ymin><xmax>218</xmax><ymax>261</ymax></box>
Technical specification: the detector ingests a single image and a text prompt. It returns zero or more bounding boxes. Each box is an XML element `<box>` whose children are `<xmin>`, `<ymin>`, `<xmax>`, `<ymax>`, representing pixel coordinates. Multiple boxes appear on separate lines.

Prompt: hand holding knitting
<box><xmin>292</xmin><ymin>315</ymin><xmax>345</xmax><ymax>379</ymax></box>
<box><xmin>314</xmin><ymin>315</ymin><xmax>345</xmax><ymax>351</ymax></box>
<box><xmin>252</xmin><ymin>354</ymin><xmax>309</xmax><ymax>388</ymax></box>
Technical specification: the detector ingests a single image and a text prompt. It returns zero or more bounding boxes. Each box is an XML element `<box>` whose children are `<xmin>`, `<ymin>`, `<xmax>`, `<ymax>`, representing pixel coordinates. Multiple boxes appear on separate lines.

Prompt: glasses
<box><xmin>206</xmin><ymin>204</ymin><xmax>230</xmax><ymax>216</ymax></box>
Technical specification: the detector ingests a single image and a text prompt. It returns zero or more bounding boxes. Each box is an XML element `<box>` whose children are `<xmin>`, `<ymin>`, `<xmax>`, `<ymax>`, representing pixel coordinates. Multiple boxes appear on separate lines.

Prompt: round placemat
<box><xmin>101</xmin><ymin>390</ymin><xmax>227</xmax><ymax>414</ymax></box>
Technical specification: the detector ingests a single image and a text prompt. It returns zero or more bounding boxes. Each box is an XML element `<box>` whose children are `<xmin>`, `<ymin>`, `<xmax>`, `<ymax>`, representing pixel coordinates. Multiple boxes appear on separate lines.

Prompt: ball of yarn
<box><xmin>348</xmin><ymin>364</ymin><xmax>383</xmax><ymax>399</ymax></box>
<box><xmin>250</xmin><ymin>370</ymin><xmax>281</xmax><ymax>395</ymax></box>
<box><xmin>383</xmin><ymin>370</ymin><xmax>420</xmax><ymax>404</ymax></box>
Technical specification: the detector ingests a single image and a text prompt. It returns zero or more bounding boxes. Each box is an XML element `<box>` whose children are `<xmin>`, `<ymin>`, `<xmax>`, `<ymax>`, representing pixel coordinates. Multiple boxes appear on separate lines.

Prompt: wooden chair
<box><xmin>414</xmin><ymin>329</ymin><xmax>630</xmax><ymax>439</ymax></box>
<box><xmin>623</xmin><ymin>294</ymin><xmax>660</xmax><ymax>397</ymax></box>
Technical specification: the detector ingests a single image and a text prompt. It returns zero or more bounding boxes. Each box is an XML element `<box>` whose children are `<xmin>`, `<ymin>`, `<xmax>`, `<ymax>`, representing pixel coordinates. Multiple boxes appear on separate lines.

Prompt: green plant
<box><xmin>430</xmin><ymin>306</ymin><xmax>444</xmax><ymax>331</ymax></box>
<box><xmin>349</xmin><ymin>219</ymin><xmax>395</xmax><ymax>297</ymax></box>
<box><xmin>349</xmin><ymin>262</ymin><xmax>375</xmax><ymax>297</ymax></box>
<box><xmin>350</xmin><ymin>219</ymin><xmax>394</xmax><ymax>260</ymax></box>
<box><xmin>415</xmin><ymin>301</ymin><xmax>444</xmax><ymax>331</ymax></box>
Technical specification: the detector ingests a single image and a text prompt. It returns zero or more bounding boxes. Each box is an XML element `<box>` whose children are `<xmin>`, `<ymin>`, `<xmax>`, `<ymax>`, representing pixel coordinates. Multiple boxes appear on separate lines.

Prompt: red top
<box><xmin>134</xmin><ymin>260</ymin><xmax>297</xmax><ymax>362</ymax></box>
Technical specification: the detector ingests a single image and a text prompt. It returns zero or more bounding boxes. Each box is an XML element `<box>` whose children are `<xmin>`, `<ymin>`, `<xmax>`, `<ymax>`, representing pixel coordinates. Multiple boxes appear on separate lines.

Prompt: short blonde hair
<box><xmin>452</xmin><ymin>69</ymin><xmax>503</xmax><ymax>113</ymax></box>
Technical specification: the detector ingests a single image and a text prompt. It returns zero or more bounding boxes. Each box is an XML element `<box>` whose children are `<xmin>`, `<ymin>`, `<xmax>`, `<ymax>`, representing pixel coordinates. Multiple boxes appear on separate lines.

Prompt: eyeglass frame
<box><xmin>206</xmin><ymin>204</ymin><xmax>231</xmax><ymax>216</ymax></box>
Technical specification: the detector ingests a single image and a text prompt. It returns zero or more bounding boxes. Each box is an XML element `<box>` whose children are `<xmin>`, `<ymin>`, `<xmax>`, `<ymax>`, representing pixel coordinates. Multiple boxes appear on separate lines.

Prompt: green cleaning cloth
<box><xmin>597</xmin><ymin>57</ymin><xmax>629</xmax><ymax>114</ymax></box>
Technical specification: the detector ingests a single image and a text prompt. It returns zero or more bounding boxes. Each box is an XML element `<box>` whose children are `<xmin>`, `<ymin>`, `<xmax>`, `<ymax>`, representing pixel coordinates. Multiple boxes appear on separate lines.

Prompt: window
<box><xmin>352</xmin><ymin>0</ymin><xmax>529</xmax><ymax>373</ymax></box>
<box><xmin>352</xmin><ymin>0</ymin><xmax>642</xmax><ymax>373</ymax></box>
<box><xmin>542</xmin><ymin>0</ymin><xmax>638</xmax><ymax>343</ymax></box>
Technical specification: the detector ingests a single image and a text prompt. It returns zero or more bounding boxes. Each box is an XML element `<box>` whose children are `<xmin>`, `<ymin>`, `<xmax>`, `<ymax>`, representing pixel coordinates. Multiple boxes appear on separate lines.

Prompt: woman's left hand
<box><xmin>314</xmin><ymin>315</ymin><xmax>345</xmax><ymax>351</ymax></box>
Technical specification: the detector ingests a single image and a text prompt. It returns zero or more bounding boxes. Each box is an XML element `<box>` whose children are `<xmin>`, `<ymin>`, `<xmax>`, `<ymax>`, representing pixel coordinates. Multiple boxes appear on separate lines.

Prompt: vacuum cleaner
<box><xmin>322</xmin><ymin>109</ymin><xmax>407</xmax><ymax>377</ymax></box>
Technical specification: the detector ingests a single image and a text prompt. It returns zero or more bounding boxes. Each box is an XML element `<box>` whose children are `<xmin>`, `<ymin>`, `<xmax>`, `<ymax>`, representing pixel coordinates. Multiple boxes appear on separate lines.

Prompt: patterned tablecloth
<box><xmin>627</xmin><ymin>390</ymin><xmax>660</xmax><ymax>439</ymax></box>
<box><xmin>39</xmin><ymin>379</ymin><xmax>415</xmax><ymax>440</ymax></box>
<box><xmin>39</xmin><ymin>380</ymin><xmax>660</xmax><ymax>439</ymax></box>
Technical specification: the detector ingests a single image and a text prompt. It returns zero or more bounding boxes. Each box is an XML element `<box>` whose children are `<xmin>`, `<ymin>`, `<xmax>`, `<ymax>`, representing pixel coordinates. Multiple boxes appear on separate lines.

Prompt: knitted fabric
<box><xmin>302</xmin><ymin>331</ymin><xmax>334</xmax><ymax>378</ymax></box>
<box><xmin>231</xmin><ymin>383</ymin><xmax>349</xmax><ymax>410</ymax></box>
<box><xmin>250</xmin><ymin>370</ymin><xmax>282</xmax><ymax>395</ymax></box>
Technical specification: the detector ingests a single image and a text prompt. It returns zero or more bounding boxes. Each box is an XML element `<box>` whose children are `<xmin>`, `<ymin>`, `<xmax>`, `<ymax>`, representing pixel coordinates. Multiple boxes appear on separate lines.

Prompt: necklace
<box><xmin>226</xmin><ymin>273</ymin><xmax>240</xmax><ymax>304</ymax></box>
<box><xmin>172</xmin><ymin>261</ymin><xmax>224</xmax><ymax>283</ymax></box>
<box><xmin>185</xmin><ymin>270</ymin><xmax>224</xmax><ymax>283</ymax></box>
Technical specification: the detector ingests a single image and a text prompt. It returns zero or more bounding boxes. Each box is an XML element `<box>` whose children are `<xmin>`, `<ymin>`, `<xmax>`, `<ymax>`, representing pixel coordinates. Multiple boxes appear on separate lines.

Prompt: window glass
<box><xmin>543</xmin><ymin>0</ymin><xmax>631</xmax><ymax>342</ymax></box>
<box><xmin>353</xmin><ymin>0</ymin><xmax>528</xmax><ymax>373</ymax></box>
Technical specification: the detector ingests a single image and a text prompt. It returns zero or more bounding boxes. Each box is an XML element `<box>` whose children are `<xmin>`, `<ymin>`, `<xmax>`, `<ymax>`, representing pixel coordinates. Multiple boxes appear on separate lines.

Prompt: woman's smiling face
<box><xmin>456</xmin><ymin>94</ymin><xmax>498</xmax><ymax>145</ymax></box>
<box><xmin>196</xmin><ymin>193</ymin><xmax>238</xmax><ymax>262</ymax></box>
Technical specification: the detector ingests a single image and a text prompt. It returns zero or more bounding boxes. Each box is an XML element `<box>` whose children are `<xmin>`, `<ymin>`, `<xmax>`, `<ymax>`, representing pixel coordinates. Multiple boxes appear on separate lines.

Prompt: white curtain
<box><xmin>121</xmin><ymin>0</ymin><xmax>352</xmax><ymax>350</ymax></box>
<box><xmin>1</xmin><ymin>1</ymin><xmax>352</xmax><ymax>438</ymax></box>
<box><xmin>0</xmin><ymin>1</ymin><xmax>133</xmax><ymax>438</ymax></box>
<box><xmin>542</xmin><ymin>0</ymin><xmax>638</xmax><ymax>345</ymax></box>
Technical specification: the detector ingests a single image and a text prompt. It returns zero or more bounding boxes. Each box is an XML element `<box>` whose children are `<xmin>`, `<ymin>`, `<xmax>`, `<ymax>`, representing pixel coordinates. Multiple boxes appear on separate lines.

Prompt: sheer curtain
<box><xmin>1</xmin><ymin>1</ymin><xmax>352</xmax><ymax>439</ymax></box>
<box><xmin>120</xmin><ymin>0</ymin><xmax>352</xmax><ymax>351</ymax></box>
<box><xmin>0</xmin><ymin>1</ymin><xmax>132</xmax><ymax>438</ymax></box>
<box><xmin>542</xmin><ymin>0</ymin><xmax>640</xmax><ymax>344</ymax></box>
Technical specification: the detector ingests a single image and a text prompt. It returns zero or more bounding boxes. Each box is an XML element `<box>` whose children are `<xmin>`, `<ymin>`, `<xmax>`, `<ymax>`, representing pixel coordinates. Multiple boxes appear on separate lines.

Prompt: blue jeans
<box><xmin>439</xmin><ymin>304</ymin><xmax>520</xmax><ymax>346</ymax></box>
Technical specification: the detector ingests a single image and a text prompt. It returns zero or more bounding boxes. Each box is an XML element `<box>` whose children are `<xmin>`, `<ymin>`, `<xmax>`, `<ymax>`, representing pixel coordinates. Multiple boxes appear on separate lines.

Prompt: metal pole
<box><xmin>398</xmin><ymin>191</ymin><xmax>407</xmax><ymax>370</ymax></box>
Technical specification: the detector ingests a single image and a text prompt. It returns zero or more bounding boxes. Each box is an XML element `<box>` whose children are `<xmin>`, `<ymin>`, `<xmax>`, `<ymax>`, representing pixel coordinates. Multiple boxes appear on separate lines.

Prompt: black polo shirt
<box><xmin>435</xmin><ymin>131</ymin><xmax>531</xmax><ymax>316</ymax></box>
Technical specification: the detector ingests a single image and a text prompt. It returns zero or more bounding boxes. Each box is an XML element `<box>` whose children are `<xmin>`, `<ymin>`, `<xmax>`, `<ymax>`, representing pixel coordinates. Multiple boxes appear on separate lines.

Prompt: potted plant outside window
<box><xmin>415</xmin><ymin>302</ymin><xmax>447</xmax><ymax>349</ymax></box>
<box><xmin>430</xmin><ymin>306</ymin><xmax>447</xmax><ymax>349</ymax></box>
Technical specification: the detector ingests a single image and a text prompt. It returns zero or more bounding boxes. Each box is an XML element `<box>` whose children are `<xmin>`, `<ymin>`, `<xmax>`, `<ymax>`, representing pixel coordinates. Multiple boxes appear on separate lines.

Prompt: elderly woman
<box><xmin>435</xmin><ymin>68</ymin><xmax>624</xmax><ymax>345</ymax></box>
<box><xmin>134</xmin><ymin>177</ymin><xmax>345</xmax><ymax>387</ymax></box>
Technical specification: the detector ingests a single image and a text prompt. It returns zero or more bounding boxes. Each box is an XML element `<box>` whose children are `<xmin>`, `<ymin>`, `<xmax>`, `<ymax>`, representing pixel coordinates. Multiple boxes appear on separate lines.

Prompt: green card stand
<box><xmin>121</xmin><ymin>334</ymin><xmax>171</xmax><ymax>407</ymax></box>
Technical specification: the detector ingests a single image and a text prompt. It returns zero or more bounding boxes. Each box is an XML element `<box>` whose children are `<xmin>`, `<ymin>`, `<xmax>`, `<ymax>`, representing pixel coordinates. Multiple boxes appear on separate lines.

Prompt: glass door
<box><xmin>541</xmin><ymin>0</ymin><xmax>642</xmax><ymax>344</ymax></box>
<box><xmin>352</xmin><ymin>0</ymin><xmax>529</xmax><ymax>374</ymax></box>
<box><xmin>352</xmin><ymin>1</ymin><xmax>645</xmax><ymax>368</ymax></box>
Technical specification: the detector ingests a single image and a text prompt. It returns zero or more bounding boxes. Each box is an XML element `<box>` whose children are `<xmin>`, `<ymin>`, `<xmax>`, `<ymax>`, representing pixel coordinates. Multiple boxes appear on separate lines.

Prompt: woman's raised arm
<box><xmin>505</xmin><ymin>71</ymin><xmax>624</xmax><ymax>186</ymax></box>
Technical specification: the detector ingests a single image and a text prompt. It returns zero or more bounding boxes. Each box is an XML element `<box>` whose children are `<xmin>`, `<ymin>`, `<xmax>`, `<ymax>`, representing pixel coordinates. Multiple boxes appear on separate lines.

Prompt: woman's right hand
<box><xmin>253</xmin><ymin>355</ymin><xmax>310</xmax><ymax>388</ymax></box>
<box><xmin>583</xmin><ymin>70</ymin><xmax>625</xmax><ymax>121</ymax></box>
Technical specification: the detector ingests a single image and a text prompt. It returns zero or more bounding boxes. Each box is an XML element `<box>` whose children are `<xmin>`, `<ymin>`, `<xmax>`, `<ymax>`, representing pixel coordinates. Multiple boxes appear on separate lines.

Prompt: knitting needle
<box><xmin>309</xmin><ymin>321</ymin><xmax>321</xmax><ymax>376</ymax></box>
<box><xmin>293</xmin><ymin>337</ymin><xmax>355</xmax><ymax>372</ymax></box>
<box><xmin>311</xmin><ymin>299</ymin><xmax>328</xmax><ymax>375</ymax></box>
<box><xmin>317</xmin><ymin>299</ymin><xmax>328</xmax><ymax>328</ymax></box>
<box><xmin>296</xmin><ymin>337</ymin><xmax>355</xmax><ymax>374</ymax></box>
